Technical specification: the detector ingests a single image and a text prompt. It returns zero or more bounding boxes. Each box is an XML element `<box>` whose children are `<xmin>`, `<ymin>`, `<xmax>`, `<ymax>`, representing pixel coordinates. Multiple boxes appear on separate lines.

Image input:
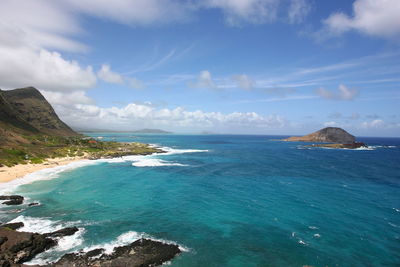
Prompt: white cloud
<box><xmin>41</xmin><ymin>90</ymin><xmax>94</xmax><ymax>106</ymax></box>
<box><xmin>204</xmin><ymin>0</ymin><xmax>280</xmax><ymax>25</ymax></box>
<box><xmin>288</xmin><ymin>0</ymin><xmax>311</xmax><ymax>24</ymax></box>
<box><xmin>97</xmin><ymin>64</ymin><xmax>124</xmax><ymax>84</ymax></box>
<box><xmin>190</xmin><ymin>70</ymin><xmax>218</xmax><ymax>89</ymax></box>
<box><xmin>0</xmin><ymin>47</ymin><xmax>96</xmax><ymax>92</ymax></box>
<box><xmin>323</xmin><ymin>0</ymin><xmax>400</xmax><ymax>39</ymax></box>
<box><xmin>232</xmin><ymin>74</ymin><xmax>254</xmax><ymax>90</ymax></box>
<box><xmin>316</xmin><ymin>84</ymin><xmax>358</xmax><ymax>100</ymax></box>
<box><xmin>57</xmin><ymin>101</ymin><xmax>286</xmax><ymax>132</ymax></box>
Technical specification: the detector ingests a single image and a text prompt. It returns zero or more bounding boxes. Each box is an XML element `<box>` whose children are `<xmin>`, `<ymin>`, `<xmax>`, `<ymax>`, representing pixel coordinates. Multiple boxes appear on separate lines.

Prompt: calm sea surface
<box><xmin>1</xmin><ymin>134</ymin><xmax>399</xmax><ymax>266</ymax></box>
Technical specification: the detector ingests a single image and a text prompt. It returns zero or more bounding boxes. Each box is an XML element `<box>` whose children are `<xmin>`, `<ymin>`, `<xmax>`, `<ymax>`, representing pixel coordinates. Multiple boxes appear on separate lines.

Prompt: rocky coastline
<box><xmin>0</xmin><ymin>195</ymin><xmax>181</xmax><ymax>267</ymax></box>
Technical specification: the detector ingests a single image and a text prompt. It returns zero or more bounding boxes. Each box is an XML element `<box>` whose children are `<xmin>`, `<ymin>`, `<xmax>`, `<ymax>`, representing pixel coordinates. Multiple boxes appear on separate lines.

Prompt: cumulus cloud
<box><xmin>316</xmin><ymin>84</ymin><xmax>358</xmax><ymax>100</ymax></box>
<box><xmin>323</xmin><ymin>0</ymin><xmax>400</xmax><ymax>40</ymax></box>
<box><xmin>288</xmin><ymin>0</ymin><xmax>311</xmax><ymax>24</ymax></box>
<box><xmin>55</xmin><ymin>101</ymin><xmax>286</xmax><ymax>132</ymax></box>
<box><xmin>0</xmin><ymin>47</ymin><xmax>96</xmax><ymax>92</ymax></box>
<box><xmin>0</xmin><ymin>0</ymin><xmax>95</xmax><ymax>92</ymax></box>
<box><xmin>97</xmin><ymin>64</ymin><xmax>124</xmax><ymax>84</ymax></box>
<box><xmin>232</xmin><ymin>74</ymin><xmax>254</xmax><ymax>90</ymax></box>
<box><xmin>41</xmin><ymin>90</ymin><xmax>94</xmax><ymax>106</ymax></box>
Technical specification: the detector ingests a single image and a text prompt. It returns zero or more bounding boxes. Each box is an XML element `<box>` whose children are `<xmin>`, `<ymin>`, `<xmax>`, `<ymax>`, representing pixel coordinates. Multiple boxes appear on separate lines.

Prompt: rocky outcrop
<box><xmin>306</xmin><ymin>142</ymin><xmax>367</xmax><ymax>149</ymax></box>
<box><xmin>283</xmin><ymin>127</ymin><xmax>356</xmax><ymax>143</ymax></box>
<box><xmin>43</xmin><ymin>227</ymin><xmax>79</xmax><ymax>238</ymax></box>
<box><xmin>54</xmin><ymin>238</ymin><xmax>181</xmax><ymax>267</ymax></box>
<box><xmin>0</xmin><ymin>227</ymin><xmax>56</xmax><ymax>264</ymax></box>
<box><xmin>0</xmin><ymin>226</ymin><xmax>181</xmax><ymax>267</ymax></box>
<box><xmin>0</xmin><ymin>225</ymin><xmax>80</xmax><ymax>266</ymax></box>
<box><xmin>0</xmin><ymin>196</ymin><xmax>24</xmax><ymax>206</ymax></box>
<box><xmin>0</xmin><ymin>222</ymin><xmax>24</xmax><ymax>231</ymax></box>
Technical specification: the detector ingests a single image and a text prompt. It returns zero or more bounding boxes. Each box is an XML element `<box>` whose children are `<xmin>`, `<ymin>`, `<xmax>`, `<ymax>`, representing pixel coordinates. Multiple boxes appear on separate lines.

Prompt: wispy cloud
<box><xmin>316</xmin><ymin>84</ymin><xmax>358</xmax><ymax>100</ymax></box>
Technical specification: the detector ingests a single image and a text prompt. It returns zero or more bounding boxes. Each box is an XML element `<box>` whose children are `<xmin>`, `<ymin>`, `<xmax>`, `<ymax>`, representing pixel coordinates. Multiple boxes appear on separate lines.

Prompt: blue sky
<box><xmin>0</xmin><ymin>0</ymin><xmax>399</xmax><ymax>136</ymax></box>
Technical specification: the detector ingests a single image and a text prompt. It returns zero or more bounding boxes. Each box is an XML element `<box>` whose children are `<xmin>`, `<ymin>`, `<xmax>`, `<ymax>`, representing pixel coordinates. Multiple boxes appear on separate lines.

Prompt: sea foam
<box><xmin>0</xmin><ymin>145</ymin><xmax>208</xmax><ymax>193</ymax></box>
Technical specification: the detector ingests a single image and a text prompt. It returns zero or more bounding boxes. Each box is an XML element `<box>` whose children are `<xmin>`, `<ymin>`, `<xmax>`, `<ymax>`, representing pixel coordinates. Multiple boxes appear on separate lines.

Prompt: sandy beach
<box><xmin>0</xmin><ymin>156</ymin><xmax>88</xmax><ymax>183</ymax></box>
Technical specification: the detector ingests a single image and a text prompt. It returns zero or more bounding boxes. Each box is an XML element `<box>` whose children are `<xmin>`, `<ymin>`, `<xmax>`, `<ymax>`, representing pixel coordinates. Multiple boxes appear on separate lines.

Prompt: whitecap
<box><xmin>132</xmin><ymin>159</ymin><xmax>187</xmax><ymax>167</ymax></box>
<box><xmin>313</xmin><ymin>233</ymin><xmax>321</xmax><ymax>238</ymax></box>
<box><xmin>0</xmin><ymin>145</ymin><xmax>207</xmax><ymax>193</ymax></box>
<box><xmin>308</xmin><ymin>226</ymin><xmax>318</xmax><ymax>230</ymax></box>
<box><xmin>82</xmin><ymin>230</ymin><xmax>189</xmax><ymax>255</ymax></box>
<box><xmin>9</xmin><ymin>215</ymin><xmax>81</xmax><ymax>234</ymax></box>
<box><xmin>26</xmin><ymin>228</ymin><xmax>86</xmax><ymax>266</ymax></box>
<box><xmin>298</xmin><ymin>240</ymin><xmax>307</xmax><ymax>245</ymax></box>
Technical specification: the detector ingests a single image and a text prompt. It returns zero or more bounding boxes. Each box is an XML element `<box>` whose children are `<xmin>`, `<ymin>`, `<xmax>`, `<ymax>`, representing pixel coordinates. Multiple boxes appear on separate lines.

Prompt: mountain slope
<box><xmin>283</xmin><ymin>127</ymin><xmax>356</xmax><ymax>143</ymax></box>
<box><xmin>0</xmin><ymin>87</ymin><xmax>78</xmax><ymax>146</ymax></box>
<box><xmin>1</xmin><ymin>87</ymin><xmax>77</xmax><ymax>136</ymax></box>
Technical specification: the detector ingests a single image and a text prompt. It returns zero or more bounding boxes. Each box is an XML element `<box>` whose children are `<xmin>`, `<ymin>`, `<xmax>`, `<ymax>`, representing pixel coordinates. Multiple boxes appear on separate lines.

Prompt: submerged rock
<box><xmin>28</xmin><ymin>203</ymin><xmax>40</xmax><ymax>207</ymax></box>
<box><xmin>43</xmin><ymin>227</ymin><xmax>79</xmax><ymax>238</ymax></box>
<box><xmin>53</xmin><ymin>238</ymin><xmax>181</xmax><ymax>267</ymax></box>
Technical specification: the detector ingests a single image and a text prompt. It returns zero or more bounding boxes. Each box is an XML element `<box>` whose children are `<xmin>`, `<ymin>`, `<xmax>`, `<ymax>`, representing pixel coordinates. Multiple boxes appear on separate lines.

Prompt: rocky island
<box><xmin>283</xmin><ymin>127</ymin><xmax>367</xmax><ymax>149</ymax></box>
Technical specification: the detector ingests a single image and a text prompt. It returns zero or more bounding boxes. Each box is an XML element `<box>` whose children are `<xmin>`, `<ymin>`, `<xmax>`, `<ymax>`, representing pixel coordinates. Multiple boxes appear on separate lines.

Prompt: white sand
<box><xmin>0</xmin><ymin>156</ymin><xmax>88</xmax><ymax>183</ymax></box>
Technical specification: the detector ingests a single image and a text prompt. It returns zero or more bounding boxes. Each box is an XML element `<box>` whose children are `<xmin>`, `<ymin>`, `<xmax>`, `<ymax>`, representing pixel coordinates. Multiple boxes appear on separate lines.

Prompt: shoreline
<box><xmin>0</xmin><ymin>156</ymin><xmax>88</xmax><ymax>183</ymax></box>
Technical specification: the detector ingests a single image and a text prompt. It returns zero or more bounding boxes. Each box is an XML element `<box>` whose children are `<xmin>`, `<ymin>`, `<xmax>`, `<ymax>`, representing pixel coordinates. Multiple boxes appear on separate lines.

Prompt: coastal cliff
<box><xmin>0</xmin><ymin>87</ymin><xmax>77</xmax><ymax>141</ymax></box>
<box><xmin>283</xmin><ymin>127</ymin><xmax>356</xmax><ymax>143</ymax></box>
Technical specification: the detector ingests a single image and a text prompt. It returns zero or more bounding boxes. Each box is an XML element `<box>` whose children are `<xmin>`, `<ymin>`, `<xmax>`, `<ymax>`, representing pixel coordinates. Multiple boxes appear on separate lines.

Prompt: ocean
<box><xmin>1</xmin><ymin>134</ymin><xmax>399</xmax><ymax>267</ymax></box>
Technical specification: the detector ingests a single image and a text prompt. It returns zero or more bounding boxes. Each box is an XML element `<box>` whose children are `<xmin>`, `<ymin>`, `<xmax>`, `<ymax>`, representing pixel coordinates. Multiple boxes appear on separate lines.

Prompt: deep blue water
<box><xmin>1</xmin><ymin>134</ymin><xmax>399</xmax><ymax>266</ymax></box>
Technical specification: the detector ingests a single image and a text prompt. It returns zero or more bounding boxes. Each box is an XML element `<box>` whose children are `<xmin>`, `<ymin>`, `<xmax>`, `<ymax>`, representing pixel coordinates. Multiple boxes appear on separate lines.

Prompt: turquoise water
<box><xmin>1</xmin><ymin>134</ymin><xmax>399</xmax><ymax>266</ymax></box>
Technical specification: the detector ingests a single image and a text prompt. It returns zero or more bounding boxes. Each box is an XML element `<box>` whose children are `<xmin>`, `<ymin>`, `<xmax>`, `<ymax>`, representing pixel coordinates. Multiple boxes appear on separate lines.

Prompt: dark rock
<box><xmin>0</xmin><ymin>228</ymin><xmax>56</xmax><ymax>264</ymax></box>
<box><xmin>43</xmin><ymin>227</ymin><xmax>79</xmax><ymax>238</ymax></box>
<box><xmin>0</xmin><ymin>196</ymin><xmax>24</xmax><ymax>201</ymax></box>
<box><xmin>0</xmin><ymin>237</ymin><xmax>7</xmax><ymax>246</ymax></box>
<box><xmin>0</xmin><ymin>196</ymin><xmax>23</xmax><ymax>206</ymax></box>
<box><xmin>28</xmin><ymin>203</ymin><xmax>39</xmax><ymax>207</ymax></box>
<box><xmin>54</xmin><ymin>238</ymin><xmax>181</xmax><ymax>267</ymax></box>
<box><xmin>306</xmin><ymin>142</ymin><xmax>368</xmax><ymax>150</ymax></box>
<box><xmin>0</xmin><ymin>222</ymin><xmax>24</xmax><ymax>230</ymax></box>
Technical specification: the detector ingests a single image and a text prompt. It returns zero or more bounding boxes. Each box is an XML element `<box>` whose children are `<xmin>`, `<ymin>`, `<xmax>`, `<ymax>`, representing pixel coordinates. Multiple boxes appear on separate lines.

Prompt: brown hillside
<box><xmin>283</xmin><ymin>127</ymin><xmax>356</xmax><ymax>143</ymax></box>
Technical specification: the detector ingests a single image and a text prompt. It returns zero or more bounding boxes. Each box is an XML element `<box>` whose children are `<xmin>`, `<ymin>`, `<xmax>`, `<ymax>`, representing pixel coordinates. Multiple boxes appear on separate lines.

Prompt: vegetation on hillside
<box><xmin>0</xmin><ymin>135</ymin><xmax>163</xmax><ymax>167</ymax></box>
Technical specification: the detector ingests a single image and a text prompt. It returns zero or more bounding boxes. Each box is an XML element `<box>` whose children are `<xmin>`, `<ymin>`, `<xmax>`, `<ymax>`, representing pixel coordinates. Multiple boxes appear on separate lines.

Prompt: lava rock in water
<box><xmin>0</xmin><ymin>227</ymin><xmax>56</xmax><ymax>264</ymax></box>
<box><xmin>43</xmin><ymin>227</ymin><xmax>79</xmax><ymax>238</ymax></box>
<box><xmin>0</xmin><ymin>196</ymin><xmax>24</xmax><ymax>206</ymax></box>
<box><xmin>0</xmin><ymin>222</ymin><xmax>24</xmax><ymax>230</ymax></box>
<box><xmin>28</xmin><ymin>203</ymin><xmax>40</xmax><ymax>207</ymax></box>
<box><xmin>53</xmin><ymin>238</ymin><xmax>181</xmax><ymax>267</ymax></box>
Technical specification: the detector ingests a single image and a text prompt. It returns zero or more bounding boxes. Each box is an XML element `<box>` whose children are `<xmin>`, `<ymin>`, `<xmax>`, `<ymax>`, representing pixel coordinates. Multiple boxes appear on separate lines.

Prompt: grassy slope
<box><xmin>0</xmin><ymin>135</ymin><xmax>163</xmax><ymax>167</ymax></box>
